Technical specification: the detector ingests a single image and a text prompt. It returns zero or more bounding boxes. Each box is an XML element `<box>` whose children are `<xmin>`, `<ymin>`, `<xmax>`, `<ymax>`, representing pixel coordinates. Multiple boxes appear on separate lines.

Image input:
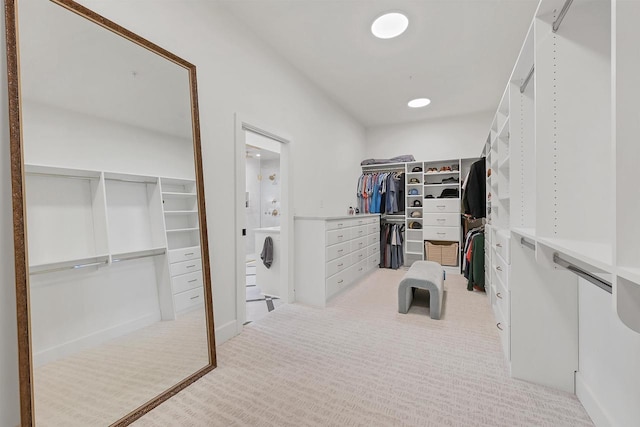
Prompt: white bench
<box><xmin>398</xmin><ymin>261</ymin><xmax>444</xmax><ymax>320</ymax></box>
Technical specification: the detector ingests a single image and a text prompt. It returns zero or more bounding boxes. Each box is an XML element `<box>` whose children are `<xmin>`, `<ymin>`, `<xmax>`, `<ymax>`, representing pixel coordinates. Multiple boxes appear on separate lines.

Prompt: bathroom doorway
<box><xmin>244</xmin><ymin>140</ymin><xmax>283</xmax><ymax>323</ymax></box>
<box><xmin>234</xmin><ymin>117</ymin><xmax>292</xmax><ymax>332</ymax></box>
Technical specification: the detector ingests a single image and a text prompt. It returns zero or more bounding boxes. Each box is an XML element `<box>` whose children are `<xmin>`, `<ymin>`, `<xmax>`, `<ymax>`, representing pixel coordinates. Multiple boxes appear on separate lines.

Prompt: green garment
<box><xmin>467</xmin><ymin>233</ymin><xmax>485</xmax><ymax>291</ymax></box>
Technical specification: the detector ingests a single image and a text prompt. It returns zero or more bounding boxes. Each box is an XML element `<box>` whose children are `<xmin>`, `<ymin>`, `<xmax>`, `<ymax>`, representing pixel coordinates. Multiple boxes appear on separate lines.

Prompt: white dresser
<box><xmin>294</xmin><ymin>214</ymin><xmax>380</xmax><ymax>307</ymax></box>
<box><xmin>167</xmin><ymin>245</ymin><xmax>204</xmax><ymax>315</ymax></box>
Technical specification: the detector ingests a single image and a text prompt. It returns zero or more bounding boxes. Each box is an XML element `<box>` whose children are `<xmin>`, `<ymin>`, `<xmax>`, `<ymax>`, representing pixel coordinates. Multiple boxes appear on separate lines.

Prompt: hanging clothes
<box><xmin>356</xmin><ymin>171</ymin><xmax>405</xmax><ymax>215</ymax></box>
<box><xmin>462</xmin><ymin>158</ymin><xmax>486</xmax><ymax>218</ymax></box>
<box><xmin>379</xmin><ymin>221</ymin><xmax>405</xmax><ymax>269</ymax></box>
<box><xmin>466</xmin><ymin>233</ymin><xmax>485</xmax><ymax>291</ymax></box>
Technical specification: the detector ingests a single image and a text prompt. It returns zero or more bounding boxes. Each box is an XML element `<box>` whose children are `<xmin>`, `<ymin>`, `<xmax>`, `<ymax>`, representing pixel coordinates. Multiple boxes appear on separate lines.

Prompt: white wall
<box><xmin>1</xmin><ymin>1</ymin><xmax>366</xmax><ymax>422</ymax></box>
<box><xmin>0</xmin><ymin>10</ymin><xmax>21</xmax><ymax>427</ymax></box>
<box><xmin>245</xmin><ymin>156</ymin><xmax>261</xmax><ymax>257</ymax></box>
<box><xmin>260</xmin><ymin>158</ymin><xmax>281</xmax><ymax>228</ymax></box>
<box><xmin>365</xmin><ymin>111</ymin><xmax>492</xmax><ymax>161</ymax></box>
<box><xmin>23</xmin><ymin>101</ymin><xmax>195</xmax><ymax>179</ymax></box>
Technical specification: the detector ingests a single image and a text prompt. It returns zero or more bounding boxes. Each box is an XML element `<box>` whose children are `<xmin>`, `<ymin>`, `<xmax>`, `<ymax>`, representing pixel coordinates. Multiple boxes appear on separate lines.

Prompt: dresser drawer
<box><xmin>326</xmin><ymin>254</ymin><xmax>351</xmax><ymax>277</ymax></box>
<box><xmin>423</xmin><ymin>226</ymin><xmax>459</xmax><ymax>241</ymax></box>
<box><xmin>351</xmin><ymin>225</ymin><xmax>367</xmax><ymax>240</ymax></box>
<box><xmin>351</xmin><ymin>236</ymin><xmax>368</xmax><ymax>252</ymax></box>
<box><xmin>168</xmin><ymin>246</ymin><xmax>201</xmax><ymax>264</ymax></box>
<box><xmin>326</xmin><ymin>241</ymin><xmax>350</xmax><ymax>262</ymax></box>
<box><xmin>352</xmin><ymin>259</ymin><xmax>367</xmax><ymax>278</ymax></box>
<box><xmin>493</xmin><ymin>298</ymin><xmax>510</xmax><ymax>361</ymax></box>
<box><xmin>367</xmin><ymin>242</ymin><xmax>378</xmax><ymax>256</ymax></box>
<box><xmin>352</xmin><ymin>217</ymin><xmax>368</xmax><ymax>227</ymax></box>
<box><xmin>326</xmin><ymin>219</ymin><xmax>352</xmax><ymax>231</ymax></box>
<box><xmin>367</xmin><ymin>222</ymin><xmax>379</xmax><ymax>235</ymax></box>
<box><xmin>368</xmin><ymin>252</ymin><xmax>380</xmax><ymax>269</ymax></box>
<box><xmin>423</xmin><ymin>213</ymin><xmax>459</xmax><ymax>227</ymax></box>
<box><xmin>493</xmin><ymin>250</ymin><xmax>509</xmax><ymax>290</ymax></box>
<box><xmin>172</xmin><ymin>271</ymin><xmax>203</xmax><ymax>295</ymax></box>
<box><xmin>367</xmin><ymin>232</ymin><xmax>380</xmax><ymax>245</ymax></box>
<box><xmin>423</xmin><ymin>199</ymin><xmax>460</xmax><ymax>213</ymax></box>
<box><xmin>326</xmin><ymin>267</ymin><xmax>352</xmax><ymax>298</ymax></box>
<box><xmin>351</xmin><ymin>248</ymin><xmax>367</xmax><ymax>265</ymax></box>
<box><xmin>326</xmin><ymin>228</ymin><xmax>352</xmax><ymax>246</ymax></box>
<box><xmin>170</xmin><ymin>258</ymin><xmax>202</xmax><ymax>277</ymax></box>
<box><xmin>174</xmin><ymin>287</ymin><xmax>204</xmax><ymax>313</ymax></box>
<box><xmin>494</xmin><ymin>276</ymin><xmax>509</xmax><ymax>322</ymax></box>
<box><xmin>494</xmin><ymin>229</ymin><xmax>511</xmax><ymax>264</ymax></box>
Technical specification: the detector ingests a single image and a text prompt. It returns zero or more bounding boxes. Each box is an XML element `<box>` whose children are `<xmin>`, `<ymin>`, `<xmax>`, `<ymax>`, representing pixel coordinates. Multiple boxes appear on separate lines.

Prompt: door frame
<box><xmin>234</xmin><ymin>114</ymin><xmax>293</xmax><ymax>333</ymax></box>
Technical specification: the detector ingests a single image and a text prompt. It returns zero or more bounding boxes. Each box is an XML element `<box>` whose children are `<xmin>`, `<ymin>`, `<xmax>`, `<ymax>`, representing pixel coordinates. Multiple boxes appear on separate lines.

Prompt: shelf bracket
<box><xmin>553</xmin><ymin>253</ymin><xmax>612</xmax><ymax>294</ymax></box>
<box><xmin>520</xmin><ymin>237</ymin><xmax>535</xmax><ymax>251</ymax></box>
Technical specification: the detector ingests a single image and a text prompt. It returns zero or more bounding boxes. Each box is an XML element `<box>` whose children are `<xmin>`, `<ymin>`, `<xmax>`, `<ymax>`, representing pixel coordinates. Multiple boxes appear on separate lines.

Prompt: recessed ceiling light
<box><xmin>408</xmin><ymin>98</ymin><xmax>431</xmax><ymax>108</ymax></box>
<box><xmin>256</xmin><ymin>153</ymin><xmax>261</xmax><ymax>157</ymax></box>
<box><xmin>371</xmin><ymin>12</ymin><xmax>409</xmax><ymax>39</ymax></box>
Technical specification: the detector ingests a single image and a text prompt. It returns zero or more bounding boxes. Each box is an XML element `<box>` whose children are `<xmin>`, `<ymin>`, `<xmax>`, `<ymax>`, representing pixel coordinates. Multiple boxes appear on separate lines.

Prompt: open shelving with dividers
<box><xmin>161</xmin><ymin>177</ymin><xmax>201</xmax><ymax>251</ymax></box>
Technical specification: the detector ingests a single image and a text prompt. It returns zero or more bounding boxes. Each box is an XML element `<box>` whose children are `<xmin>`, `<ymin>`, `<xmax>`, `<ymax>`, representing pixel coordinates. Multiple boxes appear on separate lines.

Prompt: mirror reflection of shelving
<box><xmin>161</xmin><ymin>178</ymin><xmax>200</xmax><ymax>250</ymax></box>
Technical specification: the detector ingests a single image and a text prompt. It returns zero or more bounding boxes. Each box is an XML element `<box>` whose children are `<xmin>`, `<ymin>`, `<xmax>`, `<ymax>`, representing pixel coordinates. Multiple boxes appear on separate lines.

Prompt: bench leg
<box><xmin>398</xmin><ymin>284</ymin><xmax>413</xmax><ymax>314</ymax></box>
<box><xmin>429</xmin><ymin>291</ymin><xmax>441</xmax><ymax>320</ymax></box>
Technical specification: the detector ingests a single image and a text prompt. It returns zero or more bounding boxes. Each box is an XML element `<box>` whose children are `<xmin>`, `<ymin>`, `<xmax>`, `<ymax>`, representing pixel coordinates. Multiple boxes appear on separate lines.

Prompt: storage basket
<box><xmin>425</xmin><ymin>241</ymin><xmax>459</xmax><ymax>266</ymax></box>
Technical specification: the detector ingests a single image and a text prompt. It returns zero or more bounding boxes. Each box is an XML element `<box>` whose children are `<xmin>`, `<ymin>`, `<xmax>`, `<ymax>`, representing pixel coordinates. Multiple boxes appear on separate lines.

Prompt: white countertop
<box><xmin>294</xmin><ymin>214</ymin><xmax>380</xmax><ymax>221</ymax></box>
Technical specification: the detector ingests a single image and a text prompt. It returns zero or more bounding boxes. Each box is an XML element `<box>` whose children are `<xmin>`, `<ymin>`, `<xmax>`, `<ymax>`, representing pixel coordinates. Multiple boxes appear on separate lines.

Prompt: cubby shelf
<box><xmin>163</xmin><ymin>210</ymin><xmax>198</xmax><ymax>215</ymax></box>
<box><xmin>423</xmin><ymin>183</ymin><xmax>460</xmax><ymax>187</ymax></box>
<box><xmin>424</xmin><ymin>171</ymin><xmax>459</xmax><ymax>176</ymax></box>
<box><xmin>166</xmin><ymin>227</ymin><xmax>200</xmax><ymax>233</ymax></box>
<box><xmin>511</xmin><ymin>227</ymin><xmax>536</xmax><ymax>241</ymax></box>
<box><xmin>162</xmin><ymin>192</ymin><xmax>197</xmax><ymax>198</ymax></box>
<box><xmin>405</xmin><ymin>250</ymin><xmax>423</xmax><ymax>255</ymax></box>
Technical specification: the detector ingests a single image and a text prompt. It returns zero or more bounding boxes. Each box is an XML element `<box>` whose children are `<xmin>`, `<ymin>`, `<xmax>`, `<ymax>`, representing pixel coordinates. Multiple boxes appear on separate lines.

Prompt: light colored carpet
<box><xmin>133</xmin><ymin>269</ymin><xmax>593</xmax><ymax>427</ymax></box>
<box><xmin>34</xmin><ymin>308</ymin><xmax>209</xmax><ymax>427</ymax></box>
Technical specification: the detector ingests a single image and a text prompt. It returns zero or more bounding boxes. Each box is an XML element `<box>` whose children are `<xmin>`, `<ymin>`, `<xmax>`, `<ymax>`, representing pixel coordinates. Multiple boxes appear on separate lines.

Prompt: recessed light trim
<box><xmin>371</xmin><ymin>12</ymin><xmax>409</xmax><ymax>39</ymax></box>
<box><xmin>256</xmin><ymin>153</ymin><xmax>261</xmax><ymax>157</ymax></box>
<box><xmin>408</xmin><ymin>98</ymin><xmax>431</xmax><ymax>108</ymax></box>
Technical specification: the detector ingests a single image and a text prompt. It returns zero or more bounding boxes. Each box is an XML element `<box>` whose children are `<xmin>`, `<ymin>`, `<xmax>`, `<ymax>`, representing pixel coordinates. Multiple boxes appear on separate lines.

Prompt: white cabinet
<box><xmin>294</xmin><ymin>214</ymin><xmax>380</xmax><ymax>307</ymax></box>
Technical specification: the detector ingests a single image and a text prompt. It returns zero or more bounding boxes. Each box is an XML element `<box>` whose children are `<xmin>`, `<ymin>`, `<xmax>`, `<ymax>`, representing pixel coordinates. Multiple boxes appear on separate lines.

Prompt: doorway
<box><xmin>235</xmin><ymin>117</ymin><xmax>292</xmax><ymax>331</ymax></box>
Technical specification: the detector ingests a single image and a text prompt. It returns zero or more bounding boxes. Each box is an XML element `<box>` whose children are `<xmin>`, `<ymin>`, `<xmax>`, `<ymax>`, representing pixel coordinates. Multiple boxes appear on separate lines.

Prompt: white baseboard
<box><xmin>34</xmin><ymin>312</ymin><xmax>160</xmax><ymax>368</ymax></box>
<box><xmin>576</xmin><ymin>372</ymin><xmax>613</xmax><ymax>427</ymax></box>
<box><xmin>215</xmin><ymin>320</ymin><xmax>238</xmax><ymax>345</ymax></box>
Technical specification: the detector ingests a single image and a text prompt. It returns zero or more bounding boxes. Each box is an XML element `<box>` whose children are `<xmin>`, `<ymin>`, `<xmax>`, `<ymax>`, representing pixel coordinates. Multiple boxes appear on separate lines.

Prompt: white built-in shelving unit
<box><xmin>481</xmin><ymin>2</ymin><xmax>640</xmax><ymax>424</ymax></box>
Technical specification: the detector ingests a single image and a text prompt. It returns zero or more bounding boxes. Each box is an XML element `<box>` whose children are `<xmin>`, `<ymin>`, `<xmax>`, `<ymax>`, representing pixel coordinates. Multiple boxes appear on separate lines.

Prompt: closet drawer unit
<box><xmin>326</xmin><ymin>228</ymin><xmax>352</xmax><ymax>246</ymax></box>
<box><xmin>351</xmin><ymin>225</ymin><xmax>367</xmax><ymax>240</ymax></box>
<box><xmin>168</xmin><ymin>246</ymin><xmax>201</xmax><ymax>264</ymax></box>
<box><xmin>326</xmin><ymin>241</ymin><xmax>350</xmax><ymax>262</ymax></box>
<box><xmin>352</xmin><ymin>259</ymin><xmax>367</xmax><ymax>278</ymax></box>
<box><xmin>326</xmin><ymin>219</ymin><xmax>352</xmax><ymax>231</ymax></box>
<box><xmin>423</xmin><ymin>226</ymin><xmax>459</xmax><ymax>241</ymax></box>
<box><xmin>494</xmin><ymin>230</ymin><xmax>511</xmax><ymax>264</ymax></box>
<box><xmin>174</xmin><ymin>287</ymin><xmax>204</xmax><ymax>313</ymax></box>
<box><xmin>172</xmin><ymin>271</ymin><xmax>203</xmax><ymax>295</ymax></box>
<box><xmin>351</xmin><ymin>248</ymin><xmax>367</xmax><ymax>265</ymax></box>
<box><xmin>326</xmin><ymin>254</ymin><xmax>350</xmax><ymax>277</ymax></box>
<box><xmin>170</xmin><ymin>258</ymin><xmax>202</xmax><ymax>277</ymax></box>
<box><xmin>367</xmin><ymin>232</ymin><xmax>380</xmax><ymax>246</ymax></box>
<box><xmin>423</xmin><ymin>213</ymin><xmax>459</xmax><ymax>227</ymax></box>
<box><xmin>351</xmin><ymin>236</ymin><xmax>368</xmax><ymax>252</ymax></box>
<box><xmin>423</xmin><ymin>199</ymin><xmax>460</xmax><ymax>213</ymax></box>
<box><xmin>353</xmin><ymin>217</ymin><xmax>368</xmax><ymax>227</ymax></box>
<box><xmin>367</xmin><ymin>242</ymin><xmax>378</xmax><ymax>256</ymax></box>
<box><xmin>493</xmin><ymin>299</ymin><xmax>510</xmax><ymax>361</ymax></box>
<box><xmin>494</xmin><ymin>277</ymin><xmax>510</xmax><ymax>322</ymax></box>
<box><xmin>367</xmin><ymin>222</ymin><xmax>379</xmax><ymax>235</ymax></box>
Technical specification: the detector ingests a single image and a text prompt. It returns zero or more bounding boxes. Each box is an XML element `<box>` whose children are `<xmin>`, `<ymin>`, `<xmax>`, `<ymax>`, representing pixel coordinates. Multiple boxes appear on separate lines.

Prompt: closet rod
<box><xmin>519</xmin><ymin>65</ymin><xmax>535</xmax><ymax>93</ymax></box>
<box><xmin>361</xmin><ymin>167</ymin><xmax>406</xmax><ymax>173</ymax></box>
<box><xmin>552</xmin><ymin>0</ymin><xmax>574</xmax><ymax>33</ymax></box>
<box><xmin>553</xmin><ymin>253</ymin><xmax>612</xmax><ymax>294</ymax></box>
<box><xmin>30</xmin><ymin>259</ymin><xmax>108</xmax><ymax>275</ymax></box>
<box><xmin>520</xmin><ymin>237</ymin><xmax>535</xmax><ymax>251</ymax></box>
<box><xmin>112</xmin><ymin>251</ymin><xmax>166</xmax><ymax>263</ymax></box>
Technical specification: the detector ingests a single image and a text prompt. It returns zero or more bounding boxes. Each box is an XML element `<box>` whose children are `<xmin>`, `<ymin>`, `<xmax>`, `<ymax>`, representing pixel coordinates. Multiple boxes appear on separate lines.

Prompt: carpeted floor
<box><xmin>133</xmin><ymin>269</ymin><xmax>593</xmax><ymax>426</ymax></box>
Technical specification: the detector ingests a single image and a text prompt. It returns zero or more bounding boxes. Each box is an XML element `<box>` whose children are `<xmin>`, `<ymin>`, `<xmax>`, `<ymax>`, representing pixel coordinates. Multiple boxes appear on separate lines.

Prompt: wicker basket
<box><xmin>425</xmin><ymin>241</ymin><xmax>459</xmax><ymax>266</ymax></box>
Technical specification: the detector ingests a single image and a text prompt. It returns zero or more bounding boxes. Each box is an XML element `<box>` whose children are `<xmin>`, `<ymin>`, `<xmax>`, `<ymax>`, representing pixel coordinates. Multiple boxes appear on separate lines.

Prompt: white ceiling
<box><xmin>220</xmin><ymin>0</ymin><xmax>540</xmax><ymax>127</ymax></box>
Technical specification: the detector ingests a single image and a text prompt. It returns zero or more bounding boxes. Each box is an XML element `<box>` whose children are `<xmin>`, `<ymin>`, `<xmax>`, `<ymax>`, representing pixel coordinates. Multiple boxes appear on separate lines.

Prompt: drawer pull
<box><xmin>338</xmin><ymin>249</ymin><xmax>344</xmax><ymax>253</ymax></box>
<box><xmin>338</xmin><ymin>235</ymin><xmax>344</xmax><ymax>238</ymax></box>
<box><xmin>338</xmin><ymin>263</ymin><xmax>344</xmax><ymax>267</ymax></box>
<box><xmin>190</xmin><ymin>295</ymin><xmax>200</xmax><ymax>300</ymax></box>
<box><xmin>496</xmin><ymin>292</ymin><xmax>502</xmax><ymax>299</ymax></box>
<box><xmin>185</xmin><ymin>252</ymin><xmax>194</xmax><ymax>256</ymax></box>
<box><xmin>496</xmin><ymin>243</ymin><xmax>502</xmax><ymax>248</ymax></box>
<box><xmin>358</xmin><ymin>220</ymin><xmax>363</xmax><ymax>224</ymax></box>
<box><xmin>358</xmin><ymin>230</ymin><xmax>363</xmax><ymax>234</ymax></box>
<box><xmin>337</xmin><ymin>223</ymin><xmax>343</xmax><ymax>226</ymax></box>
<box><xmin>437</xmin><ymin>205</ymin><xmax>445</xmax><ymax>209</ymax></box>
<box><xmin>186</xmin><ymin>265</ymin><xmax>196</xmax><ymax>269</ymax></box>
<box><xmin>188</xmin><ymin>279</ymin><xmax>198</xmax><ymax>283</ymax></box>
<box><xmin>338</xmin><ymin>280</ymin><xmax>344</xmax><ymax>284</ymax></box>
<box><xmin>359</xmin><ymin>268</ymin><xmax>363</xmax><ymax>271</ymax></box>
<box><xmin>437</xmin><ymin>232</ymin><xmax>446</xmax><ymax>235</ymax></box>
<box><xmin>437</xmin><ymin>219</ymin><xmax>446</xmax><ymax>222</ymax></box>
<box><xmin>359</xmin><ymin>254</ymin><xmax>363</xmax><ymax>258</ymax></box>
<box><xmin>496</xmin><ymin>266</ymin><xmax>503</xmax><ymax>271</ymax></box>
<box><xmin>496</xmin><ymin>323</ymin><xmax>503</xmax><ymax>331</ymax></box>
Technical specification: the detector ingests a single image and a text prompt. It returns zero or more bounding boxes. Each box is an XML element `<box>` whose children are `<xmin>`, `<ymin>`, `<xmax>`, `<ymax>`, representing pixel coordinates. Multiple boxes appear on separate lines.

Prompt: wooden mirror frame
<box><xmin>4</xmin><ymin>0</ymin><xmax>217</xmax><ymax>425</ymax></box>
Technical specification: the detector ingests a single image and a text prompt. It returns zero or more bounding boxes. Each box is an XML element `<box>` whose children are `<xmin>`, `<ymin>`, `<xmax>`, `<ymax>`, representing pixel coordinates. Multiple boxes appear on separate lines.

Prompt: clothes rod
<box><xmin>519</xmin><ymin>65</ymin><xmax>535</xmax><ymax>93</ymax></box>
<box><xmin>520</xmin><ymin>237</ymin><xmax>535</xmax><ymax>251</ymax></box>
<box><xmin>30</xmin><ymin>259</ymin><xmax>108</xmax><ymax>276</ymax></box>
<box><xmin>553</xmin><ymin>253</ymin><xmax>612</xmax><ymax>294</ymax></box>
<box><xmin>112</xmin><ymin>251</ymin><xmax>166</xmax><ymax>263</ymax></box>
<box><xmin>552</xmin><ymin>0</ymin><xmax>574</xmax><ymax>33</ymax></box>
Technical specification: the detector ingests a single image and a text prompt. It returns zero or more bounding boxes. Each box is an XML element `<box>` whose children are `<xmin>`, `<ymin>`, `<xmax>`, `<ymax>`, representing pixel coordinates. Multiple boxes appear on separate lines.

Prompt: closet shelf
<box><xmin>497</xmin><ymin>118</ymin><xmax>510</xmax><ymax>141</ymax></box>
<box><xmin>29</xmin><ymin>254</ymin><xmax>110</xmax><ymax>276</ymax></box>
<box><xmin>498</xmin><ymin>194</ymin><xmax>511</xmax><ymax>201</ymax></box>
<box><xmin>617</xmin><ymin>267</ymin><xmax>640</xmax><ymax>285</ymax></box>
<box><xmin>423</xmin><ymin>183</ymin><xmax>460</xmax><ymax>187</ymax></box>
<box><xmin>166</xmin><ymin>227</ymin><xmax>200</xmax><ymax>233</ymax></box>
<box><xmin>405</xmin><ymin>250</ymin><xmax>423</xmax><ymax>255</ymax></box>
<box><xmin>424</xmin><ymin>171</ymin><xmax>460</xmax><ymax>176</ymax></box>
<box><xmin>25</xmin><ymin>163</ymin><xmax>102</xmax><ymax>180</ymax></box>
<box><xmin>407</xmin><ymin>183</ymin><xmax>423</xmax><ymax>186</ymax></box>
<box><xmin>536</xmin><ymin>237</ymin><xmax>613</xmax><ymax>274</ymax></box>
<box><xmin>511</xmin><ymin>227</ymin><xmax>536</xmax><ymax>241</ymax></box>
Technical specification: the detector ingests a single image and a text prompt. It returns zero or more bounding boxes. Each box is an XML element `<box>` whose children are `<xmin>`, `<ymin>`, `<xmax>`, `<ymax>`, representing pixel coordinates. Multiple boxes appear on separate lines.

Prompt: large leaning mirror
<box><xmin>5</xmin><ymin>0</ymin><xmax>216</xmax><ymax>425</ymax></box>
